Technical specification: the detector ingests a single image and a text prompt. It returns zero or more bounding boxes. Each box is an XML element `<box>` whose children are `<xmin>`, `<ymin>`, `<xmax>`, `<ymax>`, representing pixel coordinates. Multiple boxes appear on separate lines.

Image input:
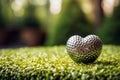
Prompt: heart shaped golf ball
<box><xmin>66</xmin><ymin>35</ymin><xmax>102</xmax><ymax>64</ymax></box>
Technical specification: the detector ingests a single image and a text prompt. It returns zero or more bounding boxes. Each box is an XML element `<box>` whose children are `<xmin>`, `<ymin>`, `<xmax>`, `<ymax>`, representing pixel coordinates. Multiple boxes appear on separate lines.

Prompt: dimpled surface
<box><xmin>66</xmin><ymin>35</ymin><xmax>102</xmax><ymax>64</ymax></box>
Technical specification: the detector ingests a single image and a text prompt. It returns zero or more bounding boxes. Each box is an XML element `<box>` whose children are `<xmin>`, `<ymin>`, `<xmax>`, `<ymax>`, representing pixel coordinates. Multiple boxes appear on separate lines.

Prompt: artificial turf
<box><xmin>0</xmin><ymin>45</ymin><xmax>120</xmax><ymax>80</ymax></box>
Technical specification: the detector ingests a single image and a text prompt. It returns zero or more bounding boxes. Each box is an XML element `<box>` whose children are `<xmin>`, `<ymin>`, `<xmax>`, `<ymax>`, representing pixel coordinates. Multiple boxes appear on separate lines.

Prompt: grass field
<box><xmin>0</xmin><ymin>45</ymin><xmax>120</xmax><ymax>80</ymax></box>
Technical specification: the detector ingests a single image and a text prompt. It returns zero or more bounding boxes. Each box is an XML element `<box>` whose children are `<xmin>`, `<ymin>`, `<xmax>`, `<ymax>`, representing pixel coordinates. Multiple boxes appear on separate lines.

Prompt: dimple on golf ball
<box><xmin>66</xmin><ymin>35</ymin><xmax>102</xmax><ymax>64</ymax></box>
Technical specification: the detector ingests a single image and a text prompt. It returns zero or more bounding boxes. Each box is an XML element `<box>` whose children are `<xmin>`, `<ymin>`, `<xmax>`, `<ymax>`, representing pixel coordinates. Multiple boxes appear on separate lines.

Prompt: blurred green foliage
<box><xmin>22</xmin><ymin>2</ymin><xmax>40</xmax><ymax>28</ymax></box>
<box><xmin>0</xmin><ymin>0</ymin><xmax>13</xmax><ymax>26</ymax></box>
<box><xmin>46</xmin><ymin>0</ymin><xmax>93</xmax><ymax>46</ymax></box>
<box><xmin>0</xmin><ymin>0</ymin><xmax>120</xmax><ymax>45</ymax></box>
<box><xmin>97</xmin><ymin>4</ymin><xmax>120</xmax><ymax>45</ymax></box>
<box><xmin>0</xmin><ymin>1</ymin><xmax>6</xmax><ymax>27</ymax></box>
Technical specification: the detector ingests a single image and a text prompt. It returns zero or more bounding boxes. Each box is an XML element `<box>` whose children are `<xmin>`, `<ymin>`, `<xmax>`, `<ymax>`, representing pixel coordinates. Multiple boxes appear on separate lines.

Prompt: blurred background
<box><xmin>0</xmin><ymin>0</ymin><xmax>120</xmax><ymax>49</ymax></box>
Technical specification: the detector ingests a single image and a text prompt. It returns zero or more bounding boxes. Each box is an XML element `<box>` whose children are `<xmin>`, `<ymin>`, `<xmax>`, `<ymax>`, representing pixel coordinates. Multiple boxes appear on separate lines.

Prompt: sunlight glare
<box><xmin>102</xmin><ymin>0</ymin><xmax>116</xmax><ymax>15</ymax></box>
<box><xmin>50</xmin><ymin>0</ymin><xmax>62</xmax><ymax>14</ymax></box>
<box><xmin>11</xmin><ymin>0</ymin><xmax>26</xmax><ymax>17</ymax></box>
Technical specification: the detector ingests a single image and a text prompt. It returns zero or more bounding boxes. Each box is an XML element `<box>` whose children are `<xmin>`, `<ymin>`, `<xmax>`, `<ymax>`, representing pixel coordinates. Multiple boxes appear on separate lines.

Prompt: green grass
<box><xmin>0</xmin><ymin>45</ymin><xmax>120</xmax><ymax>80</ymax></box>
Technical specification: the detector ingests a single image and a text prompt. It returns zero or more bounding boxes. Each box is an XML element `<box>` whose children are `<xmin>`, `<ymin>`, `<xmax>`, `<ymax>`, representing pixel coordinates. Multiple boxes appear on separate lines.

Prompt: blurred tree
<box><xmin>46</xmin><ymin>0</ymin><xmax>93</xmax><ymax>46</ymax></box>
<box><xmin>0</xmin><ymin>0</ymin><xmax>9</xmax><ymax>45</ymax></box>
<box><xmin>22</xmin><ymin>1</ymin><xmax>40</xmax><ymax>28</ymax></box>
<box><xmin>1</xmin><ymin>0</ymin><xmax>13</xmax><ymax>25</ymax></box>
<box><xmin>0</xmin><ymin>0</ymin><xmax>5</xmax><ymax>27</ymax></box>
<box><xmin>92</xmin><ymin>0</ymin><xmax>104</xmax><ymax>31</ymax></box>
<box><xmin>97</xmin><ymin>2</ymin><xmax>120</xmax><ymax>45</ymax></box>
<box><xmin>20</xmin><ymin>0</ymin><xmax>46</xmax><ymax>46</ymax></box>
